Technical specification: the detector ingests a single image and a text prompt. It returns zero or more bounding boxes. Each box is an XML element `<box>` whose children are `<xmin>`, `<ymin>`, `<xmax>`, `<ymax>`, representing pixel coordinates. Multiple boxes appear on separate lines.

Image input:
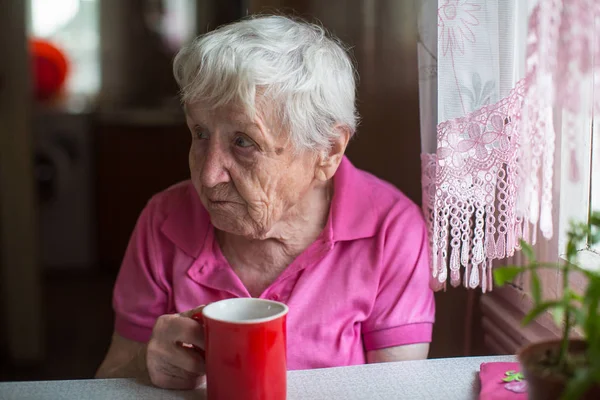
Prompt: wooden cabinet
<box><xmin>93</xmin><ymin>117</ymin><xmax>191</xmax><ymax>271</ymax></box>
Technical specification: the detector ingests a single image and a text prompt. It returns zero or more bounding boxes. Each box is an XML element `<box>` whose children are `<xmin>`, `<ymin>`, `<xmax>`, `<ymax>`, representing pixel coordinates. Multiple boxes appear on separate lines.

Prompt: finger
<box><xmin>179</xmin><ymin>341</ymin><xmax>205</xmax><ymax>357</ymax></box>
<box><xmin>148</xmin><ymin>340</ymin><xmax>205</xmax><ymax>377</ymax></box>
<box><xmin>173</xmin><ymin>317</ymin><xmax>206</xmax><ymax>348</ymax></box>
<box><xmin>180</xmin><ymin>305</ymin><xmax>206</xmax><ymax>319</ymax></box>
<box><xmin>168</xmin><ymin>343</ymin><xmax>206</xmax><ymax>375</ymax></box>
<box><xmin>155</xmin><ymin>314</ymin><xmax>205</xmax><ymax>349</ymax></box>
<box><xmin>178</xmin><ymin>306</ymin><xmax>207</xmax><ymax>349</ymax></box>
<box><xmin>150</xmin><ymin>359</ymin><xmax>205</xmax><ymax>390</ymax></box>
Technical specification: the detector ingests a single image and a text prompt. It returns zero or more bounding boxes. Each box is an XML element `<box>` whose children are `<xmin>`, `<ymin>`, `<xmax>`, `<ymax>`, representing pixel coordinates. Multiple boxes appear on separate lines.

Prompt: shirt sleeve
<box><xmin>362</xmin><ymin>203</ymin><xmax>435</xmax><ymax>351</ymax></box>
<box><xmin>112</xmin><ymin>199</ymin><xmax>170</xmax><ymax>343</ymax></box>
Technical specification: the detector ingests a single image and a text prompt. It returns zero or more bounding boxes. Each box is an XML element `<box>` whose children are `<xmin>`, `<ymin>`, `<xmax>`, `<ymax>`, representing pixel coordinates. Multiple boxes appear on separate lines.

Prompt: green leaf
<box><xmin>530</xmin><ymin>270</ymin><xmax>542</xmax><ymax>304</ymax></box>
<box><xmin>587</xmin><ymin>315</ymin><xmax>600</xmax><ymax>341</ymax></box>
<box><xmin>584</xmin><ymin>279</ymin><xmax>600</xmax><ymax>339</ymax></box>
<box><xmin>566</xmin><ymin>241</ymin><xmax>578</xmax><ymax>261</ymax></box>
<box><xmin>494</xmin><ymin>266</ymin><xmax>525</xmax><ymax>286</ymax></box>
<box><xmin>587</xmin><ymin>338</ymin><xmax>600</xmax><ymax>369</ymax></box>
<box><xmin>589</xmin><ymin>211</ymin><xmax>600</xmax><ymax>228</ymax></box>
<box><xmin>572</xmin><ymin>307</ymin><xmax>587</xmax><ymax>331</ymax></box>
<box><xmin>552</xmin><ymin>306</ymin><xmax>565</xmax><ymax>327</ymax></box>
<box><xmin>590</xmin><ymin>228</ymin><xmax>600</xmax><ymax>246</ymax></box>
<box><xmin>567</xmin><ymin>289</ymin><xmax>584</xmax><ymax>303</ymax></box>
<box><xmin>522</xmin><ymin>301</ymin><xmax>563</xmax><ymax>326</ymax></box>
<box><xmin>561</xmin><ymin>367</ymin><xmax>594</xmax><ymax>400</ymax></box>
<box><xmin>520</xmin><ymin>240</ymin><xmax>536</xmax><ymax>262</ymax></box>
<box><xmin>589</xmin><ymin>213</ymin><xmax>600</xmax><ymax>245</ymax></box>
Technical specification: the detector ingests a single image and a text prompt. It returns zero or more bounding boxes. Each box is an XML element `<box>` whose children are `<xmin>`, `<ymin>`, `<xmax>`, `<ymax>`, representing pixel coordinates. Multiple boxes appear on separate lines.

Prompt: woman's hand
<box><xmin>95</xmin><ymin>306</ymin><xmax>206</xmax><ymax>390</ymax></box>
<box><xmin>146</xmin><ymin>306</ymin><xmax>206</xmax><ymax>389</ymax></box>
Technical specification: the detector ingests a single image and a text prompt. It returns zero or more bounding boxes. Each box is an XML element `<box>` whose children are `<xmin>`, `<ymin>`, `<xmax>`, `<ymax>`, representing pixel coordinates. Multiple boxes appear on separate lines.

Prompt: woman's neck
<box><xmin>217</xmin><ymin>180</ymin><xmax>332</xmax><ymax>275</ymax></box>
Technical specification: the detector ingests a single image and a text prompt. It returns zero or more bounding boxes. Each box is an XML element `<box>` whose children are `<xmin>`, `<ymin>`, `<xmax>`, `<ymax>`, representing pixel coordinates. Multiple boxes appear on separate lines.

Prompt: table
<box><xmin>0</xmin><ymin>355</ymin><xmax>515</xmax><ymax>399</ymax></box>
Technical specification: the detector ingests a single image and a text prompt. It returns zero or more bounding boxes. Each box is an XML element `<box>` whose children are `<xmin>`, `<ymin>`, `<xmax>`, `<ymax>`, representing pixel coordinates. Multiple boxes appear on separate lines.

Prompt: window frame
<box><xmin>587</xmin><ymin>114</ymin><xmax>600</xmax><ymax>258</ymax></box>
<box><xmin>557</xmin><ymin>77</ymin><xmax>600</xmax><ymax>274</ymax></box>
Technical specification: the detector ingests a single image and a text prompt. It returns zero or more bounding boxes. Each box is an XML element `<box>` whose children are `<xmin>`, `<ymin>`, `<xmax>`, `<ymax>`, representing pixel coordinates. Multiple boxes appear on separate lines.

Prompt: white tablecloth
<box><xmin>0</xmin><ymin>355</ymin><xmax>515</xmax><ymax>399</ymax></box>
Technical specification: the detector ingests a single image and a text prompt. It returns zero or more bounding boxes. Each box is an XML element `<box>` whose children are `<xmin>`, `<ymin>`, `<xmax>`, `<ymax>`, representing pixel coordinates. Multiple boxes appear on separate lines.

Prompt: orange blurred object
<box><xmin>30</xmin><ymin>38</ymin><xmax>69</xmax><ymax>101</ymax></box>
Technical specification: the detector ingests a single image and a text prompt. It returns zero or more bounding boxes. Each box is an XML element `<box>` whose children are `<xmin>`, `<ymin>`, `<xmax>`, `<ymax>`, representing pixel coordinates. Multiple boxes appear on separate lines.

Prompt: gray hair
<box><xmin>173</xmin><ymin>15</ymin><xmax>358</xmax><ymax>151</ymax></box>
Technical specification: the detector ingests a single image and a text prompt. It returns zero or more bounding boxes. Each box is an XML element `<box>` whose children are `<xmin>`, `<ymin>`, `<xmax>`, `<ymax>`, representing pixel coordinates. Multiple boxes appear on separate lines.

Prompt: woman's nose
<box><xmin>199</xmin><ymin>141</ymin><xmax>230</xmax><ymax>188</ymax></box>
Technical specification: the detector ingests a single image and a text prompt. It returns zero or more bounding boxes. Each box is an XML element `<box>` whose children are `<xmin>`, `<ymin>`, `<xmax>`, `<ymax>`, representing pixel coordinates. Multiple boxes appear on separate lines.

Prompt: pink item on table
<box><xmin>479</xmin><ymin>362</ymin><xmax>528</xmax><ymax>400</ymax></box>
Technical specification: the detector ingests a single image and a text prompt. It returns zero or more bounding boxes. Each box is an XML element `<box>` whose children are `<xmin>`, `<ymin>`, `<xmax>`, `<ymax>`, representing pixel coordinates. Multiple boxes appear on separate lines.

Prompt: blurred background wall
<box><xmin>0</xmin><ymin>0</ymin><xmax>483</xmax><ymax>381</ymax></box>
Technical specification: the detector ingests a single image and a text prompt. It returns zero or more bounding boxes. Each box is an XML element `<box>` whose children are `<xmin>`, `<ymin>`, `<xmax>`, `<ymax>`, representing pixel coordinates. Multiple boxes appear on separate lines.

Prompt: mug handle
<box><xmin>190</xmin><ymin>312</ymin><xmax>206</xmax><ymax>359</ymax></box>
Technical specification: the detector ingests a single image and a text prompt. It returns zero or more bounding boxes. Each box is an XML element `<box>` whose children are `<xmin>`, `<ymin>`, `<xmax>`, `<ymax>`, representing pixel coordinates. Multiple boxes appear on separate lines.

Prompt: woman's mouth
<box><xmin>208</xmin><ymin>198</ymin><xmax>237</xmax><ymax>207</ymax></box>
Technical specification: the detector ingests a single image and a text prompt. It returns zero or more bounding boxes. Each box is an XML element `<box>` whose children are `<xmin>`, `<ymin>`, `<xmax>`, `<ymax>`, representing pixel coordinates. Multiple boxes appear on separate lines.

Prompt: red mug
<box><xmin>196</xmin><ymin>298</ymin><xmax>288</xmax><ymax>400</ymax></box>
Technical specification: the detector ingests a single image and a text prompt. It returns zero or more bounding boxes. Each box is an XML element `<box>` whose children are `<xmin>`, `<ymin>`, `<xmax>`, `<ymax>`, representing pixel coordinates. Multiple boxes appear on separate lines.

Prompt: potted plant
<box><xmin>493</xmin><ymin>212</ymin><xmax>600</xmax><ymax>400</ymax></box>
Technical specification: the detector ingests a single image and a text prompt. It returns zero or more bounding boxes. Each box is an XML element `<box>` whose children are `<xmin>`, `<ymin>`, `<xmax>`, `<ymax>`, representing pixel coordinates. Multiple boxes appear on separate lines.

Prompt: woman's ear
<box><xmin>315</xmin><ymin>125</ymin><xmax>351</xmax><ymax>182</ymax></box>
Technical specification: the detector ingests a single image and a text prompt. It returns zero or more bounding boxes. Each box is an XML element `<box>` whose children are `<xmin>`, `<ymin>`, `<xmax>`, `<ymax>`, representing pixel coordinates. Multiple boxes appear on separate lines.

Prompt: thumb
<box><xmin>180</xmin><ymin>305</ymin><xmax>206</xmax><ymax>323</ymax></box>
<box><xmin>178</xmin><ymin>305</ymin><xmax>207</xmax><ymax>357</ymax></box>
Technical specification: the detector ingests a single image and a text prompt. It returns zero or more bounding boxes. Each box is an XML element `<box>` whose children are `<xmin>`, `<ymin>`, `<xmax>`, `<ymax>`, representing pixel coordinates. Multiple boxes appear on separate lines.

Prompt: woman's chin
<box><xmin>210</xmin><ymin>214</ymin><xmax>254</xmax><ymax>237</ymax></box>
<box><xmin>211</xmin><ymin>217</ymin><xmax>271</xmax><ymax>241</ymax></box>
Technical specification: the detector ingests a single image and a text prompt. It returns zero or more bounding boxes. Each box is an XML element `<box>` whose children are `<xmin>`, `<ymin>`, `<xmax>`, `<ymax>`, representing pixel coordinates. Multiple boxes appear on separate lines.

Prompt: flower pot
<box><xmin>518</xmin><ymin>339</ymin><xmax>600</xmax><ymax>400</ymax></box>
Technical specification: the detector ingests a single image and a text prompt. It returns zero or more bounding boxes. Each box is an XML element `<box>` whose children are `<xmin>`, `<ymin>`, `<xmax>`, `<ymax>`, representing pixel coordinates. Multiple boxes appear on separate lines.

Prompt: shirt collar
<box><xmin>160</xmin><ymin>183</ymin><xmax>210</xmax><ymax>259</ymax></box>
<box><xmin>161</xmin><ymin>156</ymin><xmax>378</xmax><ymax>258</ymax></box>
<box><xmin>328</xmin><ymin>156</ymin><xmax>379</xmax><ymax>242</ymax></box>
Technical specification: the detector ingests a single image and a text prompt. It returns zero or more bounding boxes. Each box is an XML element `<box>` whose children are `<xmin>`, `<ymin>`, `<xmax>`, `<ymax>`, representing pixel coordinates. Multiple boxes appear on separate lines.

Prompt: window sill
<box><xmin>558</xmin><ymin>249</ymin><xmax>600</xmax><ymax>291</ymax></box>
<box><xmin>573</xmin><ymin>249</ymin><xmax>600</xmax><ymax>272</ymax></box>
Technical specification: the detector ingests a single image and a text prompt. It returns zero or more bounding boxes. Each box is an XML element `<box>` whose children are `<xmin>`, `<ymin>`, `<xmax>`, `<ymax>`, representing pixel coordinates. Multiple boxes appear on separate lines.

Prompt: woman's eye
<box><xmin>195</xmin><ymin>129</ymin><xmax>209</xmax><ymax>140</ymax></box>
<box><xmin>234</xmin><ymin>135</ymin><xmax>254</xmax><ymax>148</ymax></box>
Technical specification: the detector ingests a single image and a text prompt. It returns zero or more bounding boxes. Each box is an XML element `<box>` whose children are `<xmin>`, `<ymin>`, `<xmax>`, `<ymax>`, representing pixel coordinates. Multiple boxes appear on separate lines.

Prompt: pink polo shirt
<box><xmin>113</xmin><ymin>156</ymin><xmax>435</xmax><ymax>370</ymax></box>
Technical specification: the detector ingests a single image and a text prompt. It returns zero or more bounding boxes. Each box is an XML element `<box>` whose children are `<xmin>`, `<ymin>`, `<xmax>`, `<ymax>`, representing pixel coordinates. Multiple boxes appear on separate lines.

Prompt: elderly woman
<box><xmin>96</xmin><ymin>15</ymin><xmax>435</xmax><ymax>389</ymax></box>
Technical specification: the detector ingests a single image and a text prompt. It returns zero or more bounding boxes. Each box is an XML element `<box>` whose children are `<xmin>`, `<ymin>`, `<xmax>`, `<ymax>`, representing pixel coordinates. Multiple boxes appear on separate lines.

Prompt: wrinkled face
<box><xmin>185</xmin><ymin>102</ymin><xmax>320</xmax><ymax>240</ymax></box>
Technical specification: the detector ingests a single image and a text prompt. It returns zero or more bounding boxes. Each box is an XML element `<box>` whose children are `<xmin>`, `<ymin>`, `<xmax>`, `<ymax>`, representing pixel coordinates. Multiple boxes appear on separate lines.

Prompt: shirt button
<box><xmin>269</xmin><ymin>294</ymin><xmax>280</xmax><ymax>301</ymax></box>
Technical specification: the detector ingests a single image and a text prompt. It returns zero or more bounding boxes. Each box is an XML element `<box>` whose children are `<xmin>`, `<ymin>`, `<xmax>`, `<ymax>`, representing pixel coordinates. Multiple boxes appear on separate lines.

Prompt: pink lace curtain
<box><xmin>417</xmin><ymin>0</ymin><xmax>600</xmax><ymax>292</ymax></box>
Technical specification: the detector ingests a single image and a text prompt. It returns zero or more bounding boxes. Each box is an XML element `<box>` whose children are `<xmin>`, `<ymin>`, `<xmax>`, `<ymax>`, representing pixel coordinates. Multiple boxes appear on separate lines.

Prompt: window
<box><xmin>558</xmin><ymin>72</ymin><xmax>600</xmax><ymax>271</ymax></box>
<box><xmin>148</xmin><ymin>0</ymin><xmax>197</xmax><ymax>52</ymax></box>
<box><xmin>590</xmin><ymin>118</ymin><xmax>600</xmax><ymax>253</ymax></box>
<box><xmin>479</xmin><ymin>5</ymin><xmax>600</xmax><ymax>354</ymax></box>
<box><xmin>29</xmin><ymin>0</ymin><xmax>100</xmax><ymax>97</ymax></box>
<box><xmin>28</xmin><ymin>0</ymin><xmax>197</xmax><ymax>100</ymax></box>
